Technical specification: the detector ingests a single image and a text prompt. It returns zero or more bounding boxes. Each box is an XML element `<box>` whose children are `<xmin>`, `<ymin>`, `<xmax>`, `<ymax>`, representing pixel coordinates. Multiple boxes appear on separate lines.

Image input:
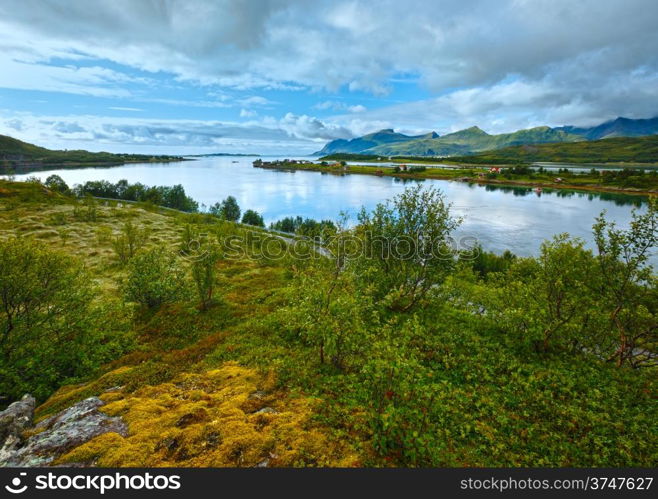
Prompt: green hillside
<box><xmin>448</xmin><ymin>135</ymin><xmax>658</xmax><ymax>164</ymax></box>
<box><xmin>0</xmin><ymin>134</ymin><xmax>184</xmax><ymax>170</ymax></box>
<box><xmin>317</xmin><ymin>126</ymin><xmax>584</xmax><ymax>157</ymax></box>
<box><xmin>316</xmin><ymin>116</ymin><xmax>658</xmax><ymax>157</ymax></box>
<box><xmin>369</xmin><ymin>126</ymin><xmax>583</xmax><ymax>156</ymax></box>
<box><xmin>315</xmin><ymin>129</ymin><xmax>437</xmax><ymax>155</ymax></box>
<box><xmin>0</xmin><ymin>180</ymin><xmax>655</xmax><ymax>467</ymax></box>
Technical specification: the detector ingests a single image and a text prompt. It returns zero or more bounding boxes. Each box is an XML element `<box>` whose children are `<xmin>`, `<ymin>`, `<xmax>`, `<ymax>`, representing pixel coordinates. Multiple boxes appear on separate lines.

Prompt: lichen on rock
<box><xmin>0</xmin><ymin>396</ymin><xmax>127</xmax><ymax>467</ymax></box>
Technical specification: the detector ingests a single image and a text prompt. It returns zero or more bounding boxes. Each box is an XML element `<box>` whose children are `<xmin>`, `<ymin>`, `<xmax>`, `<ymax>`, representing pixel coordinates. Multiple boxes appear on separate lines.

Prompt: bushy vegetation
<box><xmin>0</xmin><ymin>179</ymin><xmax>655</xmax><ymax>467</ymax></box>
<box><xmin>210</xmin><ymin>196</ymin><xmax>240</xmax><ymax>222</ymax></box>
<box><xmin>241</xmin><ymin>209</ymin><xmax>265</xmax><ymax>227</ymax></box>
<box><xmin>0</xmin><ymin>238</ymin><xmax>131</xmax><ymax>403</ymax></box>
<box><xmin>271</xmin><ymin>189</ymin><xmax>657</xmax><ymax>465</ymax></box>
<box><xmin>123</xmin><ymin>247</ymin><xmax>189</xmax><ymax>309</ymax></box>
<box><xmin>73</xmin><ymin>179</ymin><xmax>199</xmax><ymax>212</ymax></box>
<box><xmin>112</xmin><ymin>220</ymin><xmax>149</xmax><ymax>264</ymax></box>
<box><xmin>270</xmin><ymin>215</ymin><xmax>337</xmax><ymax>241</ymax></box>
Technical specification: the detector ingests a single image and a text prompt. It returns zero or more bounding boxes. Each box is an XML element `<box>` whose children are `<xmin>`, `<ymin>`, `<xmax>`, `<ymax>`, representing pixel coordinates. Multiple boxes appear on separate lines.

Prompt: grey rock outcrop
<box><xmin>0</xmin><ymin>396</ymin><xmax>127</xmax><ymax>467</ymax></box>
<box><xmin>0</xmin><ymin>395</ymin><xmax>36</xmax><ymax>458</ymax></box>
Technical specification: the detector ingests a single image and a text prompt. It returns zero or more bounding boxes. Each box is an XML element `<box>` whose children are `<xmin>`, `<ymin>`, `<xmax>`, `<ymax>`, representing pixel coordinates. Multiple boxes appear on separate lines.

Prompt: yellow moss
<box><xmin>99</xmin><ymin>391</ymin><xmax>124</xmax><ymax>403</ymax></box>
<box><xmin>35</xmin><ymin>366</ymin><xmax>135</xmax><ymax>421</ymax></box>
<box><xmin>58</xmin><ymin>362</ymin><xmax>359</xmax><ymax>467</ymax></box>
<box><xmin>56</xmin><ymin>433</ymin><xmax>126</xmax><ymax>465</ymax></box>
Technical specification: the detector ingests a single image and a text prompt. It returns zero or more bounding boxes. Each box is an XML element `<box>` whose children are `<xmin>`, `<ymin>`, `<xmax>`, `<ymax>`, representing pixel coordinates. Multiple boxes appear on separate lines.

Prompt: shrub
<box><xmin>355</xmin><ymin>185</ymin><xmax>460</xmax><ymax>311</ymax></box>
<box><xmin>190</xmin><ymin>243</ymin><xmax>223</xmax><ymax>311</ymax></box>
<box><xmin>241</xmin><ymin>209</ymin><xmax>264</xmax><ymax>227</ymax></box>
<box><xmin>123</xmin><ymin>248</ymin><xmax>188</xmax><ymax>309</ymax></box>
<box><xmin>44</xmin><ymin>174</ymin><xmax>70</xmax><ymax>194</ymax></box>
<box><xmin>112</xmin><ymin>220</ymin><xmax>148</xmax><ymax>264</ymax></box>
<box><xmin>0</xmin><ymin>238</ymin><xmax>130</xmax><ymax>405</ymax></box>
<box><xmin>215</xmin><ymin>196</ymin><xmax>241</xmax><ymax>222</ymax></box>
<box><xmin>72</xmin><ymin>196</ymin><xmax>98</xmax><ymax>222</ymax></box>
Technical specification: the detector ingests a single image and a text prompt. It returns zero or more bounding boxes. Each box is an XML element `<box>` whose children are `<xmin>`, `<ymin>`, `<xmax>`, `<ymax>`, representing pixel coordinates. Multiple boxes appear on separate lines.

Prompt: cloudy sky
<box><xmin>1</xmin><ymin>0</ymin><xmax>657</xmax><ymax>154</ymax></box>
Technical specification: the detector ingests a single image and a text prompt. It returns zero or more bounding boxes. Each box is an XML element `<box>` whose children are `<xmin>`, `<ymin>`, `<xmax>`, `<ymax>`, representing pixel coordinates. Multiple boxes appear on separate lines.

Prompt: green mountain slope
<box><xmin>315</xmin><ymin>129</ymin><xmax>439</xmax><ymax>155</ymax></box>
<box><xmin>369</xmin><ymin>126</ymin><xmax>583</xmax><ymax>156</ymax></box>
<box><xmin>317</xmin><ymin>116</ymin><xmax>658</xmax><ymax>157</ymax></box>
<box><xmin>557</xmin><ymin>116</ymin><xmax>658</xmax><ymax>140</ymax></box>
<box><xmin>0</xmin><ymin>134</ymin><xmax>183</xmax><ymax>169</ymax></box>
<box><xmin>448</xmin><ymin>135</ymin><xmax>658</xmax><ymax>164</ymax></box>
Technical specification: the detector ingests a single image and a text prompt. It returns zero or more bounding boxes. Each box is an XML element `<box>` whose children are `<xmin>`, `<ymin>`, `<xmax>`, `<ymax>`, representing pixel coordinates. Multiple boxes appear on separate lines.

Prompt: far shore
<box><xmin>254</xmin><ymin>161</ymin><xmax>658</xmax><ymax>197</ymax></box>
<box><xmin>1</xmin><ymin>156</ymin><xmax>192</xmax><ymax>174</ymax></box>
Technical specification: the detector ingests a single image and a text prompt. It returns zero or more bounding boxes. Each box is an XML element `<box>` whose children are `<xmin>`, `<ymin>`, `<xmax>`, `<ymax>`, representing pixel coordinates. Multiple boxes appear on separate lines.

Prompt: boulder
<box><xmin>0</xmin><ymin>395</ymin><xmax>36</xmax><ymax>456</ymax></box>
<box><xmin>0</xmin><ymin>397</ymin><xmax>128</xmax><ymax>467</ymax></box>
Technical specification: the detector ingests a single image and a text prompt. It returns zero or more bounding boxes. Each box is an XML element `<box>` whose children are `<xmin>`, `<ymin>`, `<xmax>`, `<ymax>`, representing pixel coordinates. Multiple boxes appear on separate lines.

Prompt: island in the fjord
<box><xmin>0</xmin><ymin>134</ymin><xmax>186</xmax><ymax>171</ymax></box>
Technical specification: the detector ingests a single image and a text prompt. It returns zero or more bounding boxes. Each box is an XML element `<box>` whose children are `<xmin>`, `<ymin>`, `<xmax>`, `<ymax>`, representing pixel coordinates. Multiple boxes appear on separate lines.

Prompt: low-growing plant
<box><xmin>112</xmin><ymin>220</ymin><xmax>149</xmax><ymax>263</ymax></box>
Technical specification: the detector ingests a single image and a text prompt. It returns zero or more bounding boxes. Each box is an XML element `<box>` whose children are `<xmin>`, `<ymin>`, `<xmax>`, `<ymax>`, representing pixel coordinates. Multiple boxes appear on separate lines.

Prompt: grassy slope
<box><xmin>1</xmin><ymin>180</ymin><xmax>655</xmax><ymax>467</ymax></box>
<box><xmin>0</xmin><ymin>134</ymin><xmax>184</xmax><ymax>169</ymax></box>
<box><xmin>0</xmin><ymin>180</ymin><xmax>358</xmax><ymax>467</ymax></box>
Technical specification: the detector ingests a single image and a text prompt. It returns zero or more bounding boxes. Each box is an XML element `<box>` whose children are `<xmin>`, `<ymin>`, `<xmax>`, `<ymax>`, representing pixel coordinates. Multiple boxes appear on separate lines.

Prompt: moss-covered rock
<box><xmin>57</xmin><ymin>362</ymin><xmax>358</xmax><ymax>467</ymax></box>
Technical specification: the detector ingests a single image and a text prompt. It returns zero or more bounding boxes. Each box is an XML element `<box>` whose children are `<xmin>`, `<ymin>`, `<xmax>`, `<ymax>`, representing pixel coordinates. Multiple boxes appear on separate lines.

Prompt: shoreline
<box><xmin>0</xmin><ymin>157</ymin><xmax>192</xmax><ymax>174</ymax></box>
<box><xmin>255</xmin><ymin>162</ymin><xmax>658</xmax><ymax>197</ymax></box>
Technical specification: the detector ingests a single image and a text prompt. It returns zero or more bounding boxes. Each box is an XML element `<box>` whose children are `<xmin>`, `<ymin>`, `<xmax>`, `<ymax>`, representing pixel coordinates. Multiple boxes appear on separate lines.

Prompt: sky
<box><xmin>1</xmin><ymin>0</ymin><xmax>658</xmax><ymax>155</ymax></box>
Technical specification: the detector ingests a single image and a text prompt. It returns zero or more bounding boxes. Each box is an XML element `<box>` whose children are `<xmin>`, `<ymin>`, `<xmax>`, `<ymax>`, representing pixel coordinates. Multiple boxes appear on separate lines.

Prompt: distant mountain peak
<box><xmin>316</xmin><ymin>116</ymin><xmax>658</xmax><ymax>157</ymax></box>
<box><xmin>445</xmin><ymin>126</ymin><xmax>490</xmax><ymax>138</ymax></box>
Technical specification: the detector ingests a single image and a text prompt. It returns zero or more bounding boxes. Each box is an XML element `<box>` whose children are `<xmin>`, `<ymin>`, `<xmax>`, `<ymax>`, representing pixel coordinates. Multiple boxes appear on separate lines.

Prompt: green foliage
<box><xmin>123</xmin><ymin>247</ymin><xmax>188</xmax><ymax>309</ymax></box>
<box><xmin>591</xmin><ymin>199</ymin><xmax>658</xmax><ymax>367</ymax></box>
<box><xmin>241</xmin><ymin>209</ymin><xmax>264</xmax><ymax>227</ymax></box>
<box><xmin>73</xmin><ymin>179</ymin><xmax>198</xmax><ymax>212</ymax></box>
<box><xmin>1</xmin><ymin>180</ymin><xmax>655</xmax><ymax>467</ymax></box>
<box><xmin>281</xmin><ymin>251</ymin><xmax>374</xmax><ymax>370</ymax></box>
<box><xmin>0</xmin><ymin>238</ymin><xmax>131</xmax><ymax>405</ymax></box>
<box><xmin>460</xmin><ymin>245</ymin><xmax>516</xmax><ymax>277</ymax></box>
<box><xmin>112</xmin><ymin>220</ymin><xmax>149</xmax><ymax>264</ymax></box>
<box><xmin>495</xmin><ymin>236</ymin><xmax>595</xmax><ymax>352</ymax></box>
<box><xmin>270</xmin><ymin>215</ymin><xmax>337</xmax><ymax>241</ymax></box>
<box><xmin>190</xmin><ymin>243</ymin><xmax>223</xmax><ymax>311</ymax></box>
<box><xmin>355</xmin><ymin>185</ymin><xmax>460</xmax><ymax>311</ymax></box>
<box><xmin>215</xmin><ymin>196</ymin><xmax>241</xmax><ymax>222</ymax></box>
<box><xmin>72</xmin><ymin>196</ymin><xmax>98</xmax><ymax>222</ymax></box>
<box><xmin>44</xmin><ymin>174</ymin><xmax>70</xmax><ymax>194</ymax></box>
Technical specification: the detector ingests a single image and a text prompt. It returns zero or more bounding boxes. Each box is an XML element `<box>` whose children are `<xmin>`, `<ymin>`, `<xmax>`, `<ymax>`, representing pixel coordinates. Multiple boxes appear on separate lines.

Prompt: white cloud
<box><xmin>240</xmin><ymin>108</ymin><xmax>257</xmax><ymax>118</ymax></box>
<box><xmin>0</xmin><ymin>110</ymin><xmax>352</xmax><ymax>153</ymax></box>
<box><xmin>314</xmin><ymin>101</ymin><xmax>367</xmax><ymax>113</ymax></box>
<box><xmin>109</xmin><ymin>107</ymin><xmax>142</xmax><ymax>112</ymax></box>
<box><xmin>278</xmin><ymin>113</ymin><xmax>353</xmax><ymax>141</ymax></box>
<box><xmin>0</xmin><ymin>0</ymin><xmax>657</xmax><ymax>144</ymax></box>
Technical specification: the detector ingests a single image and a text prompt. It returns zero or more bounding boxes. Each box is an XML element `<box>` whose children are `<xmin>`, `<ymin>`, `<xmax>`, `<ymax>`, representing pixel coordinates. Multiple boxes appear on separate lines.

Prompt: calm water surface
<box><xmin>8</xmin><ymin>156</ymin><xmax>650</xmax><ymax>258</ymax></box>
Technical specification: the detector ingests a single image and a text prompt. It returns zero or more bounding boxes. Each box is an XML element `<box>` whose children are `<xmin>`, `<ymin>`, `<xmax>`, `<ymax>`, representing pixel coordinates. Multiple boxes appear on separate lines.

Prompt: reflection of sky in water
<box><xmin>8</xmin><ymin>156</ymin><xmax>650</xmax><ymax>259</ymax></box>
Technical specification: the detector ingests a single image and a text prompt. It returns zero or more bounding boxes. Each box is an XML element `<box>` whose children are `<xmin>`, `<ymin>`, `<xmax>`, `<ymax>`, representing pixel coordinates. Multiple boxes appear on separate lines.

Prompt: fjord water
<box><xmin>11</xmin><ymin>156</ymin><xmax>649</xmax><ymax>257</ymax></box>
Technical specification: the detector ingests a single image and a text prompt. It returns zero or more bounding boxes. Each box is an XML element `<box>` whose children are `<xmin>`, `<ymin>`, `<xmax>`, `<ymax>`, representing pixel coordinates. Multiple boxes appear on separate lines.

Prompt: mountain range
<box><xmin>315</xmin><ymin>116</ymin><xmax>658</xmax><ymax>157</ymax></box>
